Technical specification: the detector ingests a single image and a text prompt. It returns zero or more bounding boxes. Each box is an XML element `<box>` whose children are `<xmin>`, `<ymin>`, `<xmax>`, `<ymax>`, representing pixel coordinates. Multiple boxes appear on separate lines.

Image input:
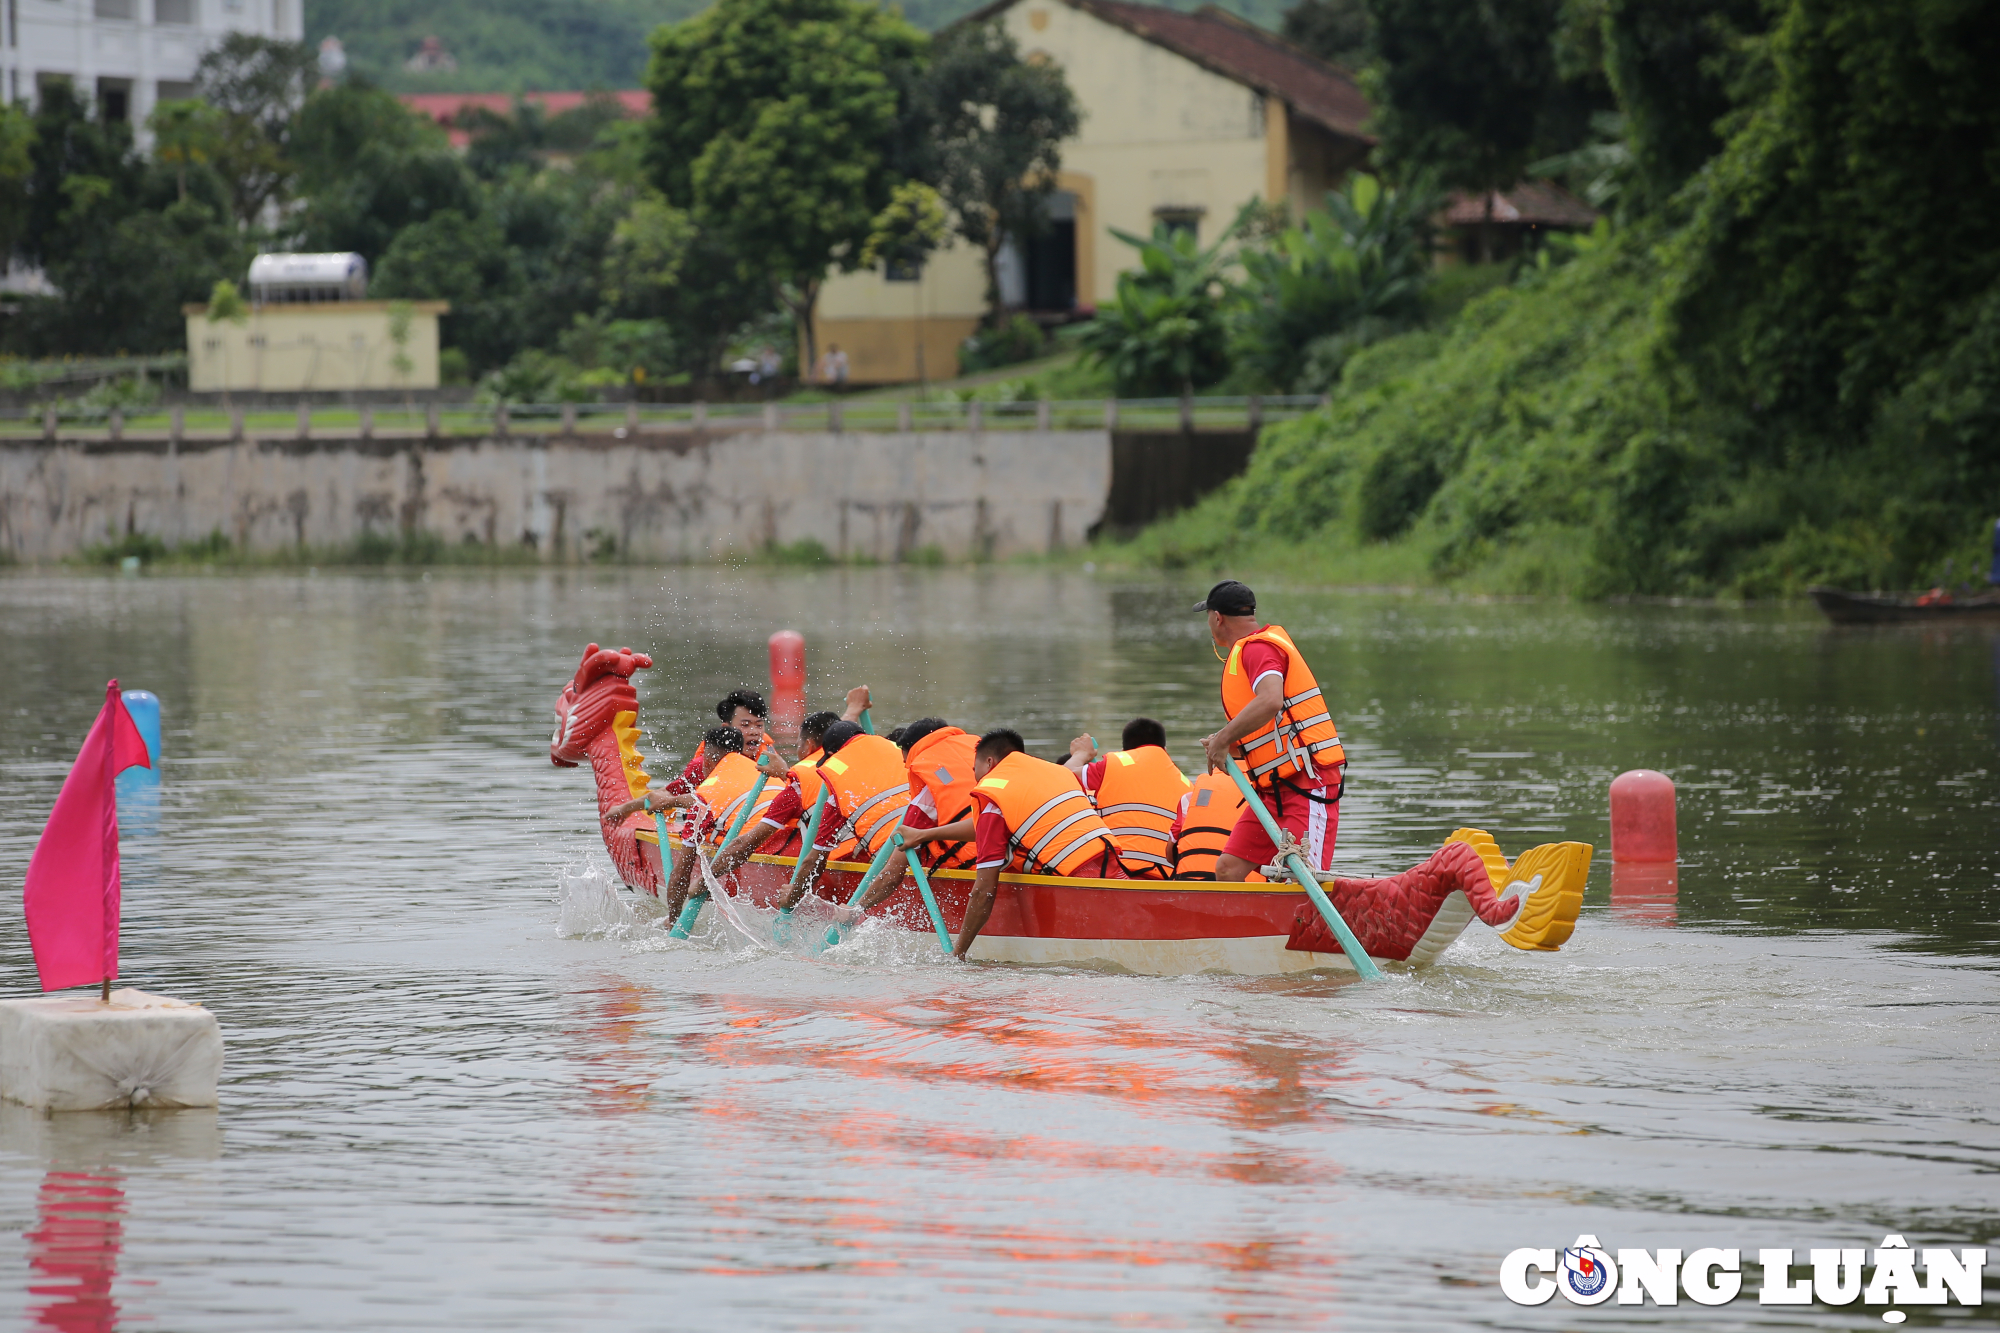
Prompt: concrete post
<box><xmin>1179</xmin><ymin>392</ymin><xmax>1193</xmax><ymax>435</ymax></box>
<box><xmin>1103</xmin><ymin>399</ymin><xmax>1118</xmax><ymax>431</ymax></box>
<box><xmin>170</xmin><ymin>406</ymin><xmax>184</xmax><ymax>443</ymax></box>
<box><xmin>897</xmin><ymin>401</ymin><xmax>912</xmax><ymax>432</ymax></box>
<box><xmin>968</xmin><ymin>400</ymin><xmax>982</xmax><ymax>433</ymax></box>
<box><xmin>108</xmin><ymin>409</ymin><xmax>123</xmax><ymax>443</ymax></box>
<box><xmin>1319</xmin><ymin>393</ymin><xmax>1331</xmax><ymax>411</ymax></box>
<box><xmin>495</xmin><ymin>404</ymin><xmax>510</xmax><ymax>437</ymax></box>
<box><xmin>1036</xmin><ymin>398</ymin><xmax>1051</xmax><ymax>431</ymax></box>
<box><xmin>692</xmin><ymin>400</ymin><xmax>707</xmax><ymax>430</ymax></box>
<box><xmin>624</xmin><ymin>401</ymin><xmax>639</xmax><ymax>433</ymax></box>
<box><xmin>1247</xmin><ymin>395</ymin><xmax>1262</xmax><ymax>432</ymax></box>
<box><xmin>560</xmin><ymin>402</ymin><xmax>576</xmax><ymax>436</ymax></box>
<box><xmin>296</xmin><ymin>402</ymin><xmax>310</xmax><ymax>440</ymax></box>
<box><xmin>230</xmin><ymin>408</ymin><xmax>244</xmax><ymax>442</ymax></box>
<box><xmin>764</xmin><ymin>402</ymin><xmax>778</xmax><ymax>430</ymax></box>
<box><xmin>426</xmin><ymin>402</ymin><xmax>440</xmax><ymax>438</ymax></box>
<box><xmin>829</xmin><ymin>400</ymin><xmax>842</xmax><ymax>433</ymax></box>
<box><xmin>359</xmin><ymin>407</ymin><xmax>373</xmax><ymax>440</ymax></box>
<box><xmin>41</xmin><ymin>405</ymin><xmax>55</xmax><ymax>441</ymax></box>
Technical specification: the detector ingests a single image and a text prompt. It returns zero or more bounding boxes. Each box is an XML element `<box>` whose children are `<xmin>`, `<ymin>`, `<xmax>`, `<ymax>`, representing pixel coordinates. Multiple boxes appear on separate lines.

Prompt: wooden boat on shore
<box><xmin>552</xmin><ymin>643</ymin><xmax>1590</xmax><ymax>976</ymax></box>
<box><xmin>1809</xmin><ymin>586</ymin><xmax>2000</xmax><ymax>624</ymax></box>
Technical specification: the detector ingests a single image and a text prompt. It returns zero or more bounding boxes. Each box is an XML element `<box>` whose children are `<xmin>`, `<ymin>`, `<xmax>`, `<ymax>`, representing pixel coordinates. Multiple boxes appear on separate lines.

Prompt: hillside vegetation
<box><xmin>304</xmin><ymin>0</ymin><xmax>1294</xmax><ymax>91</ymax></box>
<box><xmin>1123</xmin><ymin>0</ymin><xmax>2000</xmax><ymax>597</ymax></box>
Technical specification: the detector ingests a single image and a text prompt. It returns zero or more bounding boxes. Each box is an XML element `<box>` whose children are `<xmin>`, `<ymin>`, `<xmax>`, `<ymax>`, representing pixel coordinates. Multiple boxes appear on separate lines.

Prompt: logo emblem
<box><xmin>1559</xmin><ymin>1235</ymin><xmax>1617</xmax><ymax>1305</ymax></box>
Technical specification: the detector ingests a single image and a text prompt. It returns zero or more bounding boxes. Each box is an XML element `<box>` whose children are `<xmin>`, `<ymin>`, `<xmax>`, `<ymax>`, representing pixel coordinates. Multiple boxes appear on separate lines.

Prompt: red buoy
<box><xmin>768</xmin><ymin>630</ymin><xmax>806</xmax><ymax>694</ymax></box>
<box><xmin>1609</xmin><ymin>769</ymin><xmax>1676</xmax><ymax>862</ymax></box>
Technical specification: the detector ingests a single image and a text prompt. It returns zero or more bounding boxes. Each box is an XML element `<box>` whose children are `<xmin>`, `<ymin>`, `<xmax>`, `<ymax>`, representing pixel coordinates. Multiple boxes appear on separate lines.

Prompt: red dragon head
<box><xmin>550</xmin><ymin>643</ymin><xmax>655</xmax><ymax>767</ymax></box>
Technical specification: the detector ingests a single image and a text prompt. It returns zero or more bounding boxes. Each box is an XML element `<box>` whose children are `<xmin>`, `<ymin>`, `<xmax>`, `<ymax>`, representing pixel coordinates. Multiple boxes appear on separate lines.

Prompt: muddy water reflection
<box><xmin>0</xmin><ymin>569</ymin><xmax>1995</xmax><ymax>1330</ymax></box>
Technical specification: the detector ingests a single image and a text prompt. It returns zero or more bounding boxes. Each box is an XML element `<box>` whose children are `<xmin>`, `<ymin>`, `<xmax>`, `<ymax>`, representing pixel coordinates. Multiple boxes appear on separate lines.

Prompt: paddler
<box><xmin>680</xmin><ymin>688</ymin><xmax>777</xmax><ymax>781</ymax></box>
<box><xmin>1168</xmin><ymin>772</ymin><xmax>1252</xmax><ymax>880</ymax></box>
<box><xmin>769</xmin><ymin>720</ymin><xmax>912</xmax><ymax>912</ymax></box>
<box><xmin>901</xmin><ymin>729</ymin><xmax>1124</xmax><ymax>960</ymax></box>
<box><xmin>891</xmin><ymin>717</ymin><xmax>981</xmax><ymax>870</ymax></box>
<box><xmin>835</xmin><ymin>716</ymin><xmax>982</xmax><ymax>919</ymax></box>
<box><xmin>612</xmin><ymin>725</ymin><xmax>786</xmax><ymax>922</ymax></box>
<box><xmin>706</xmin><ymin>705</ymin><xmax>850</xmax><ymax>874</ymax></box>
<box><xmin>1194</xmin><ymin>580</ymin><xmax>1345</xmax><ymax>881</ymax></box>
<box><xmin>1061</xmin><ymin>717</ymin><xmax>1190</xmax><ymax>878</ymax></box>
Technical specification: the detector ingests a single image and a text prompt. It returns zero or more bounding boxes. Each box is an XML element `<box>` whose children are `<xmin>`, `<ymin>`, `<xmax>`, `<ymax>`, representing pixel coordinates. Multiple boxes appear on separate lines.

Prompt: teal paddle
<box><xmin>902</xmin><ymin>838</ymin><xmax>954</xmax><ymax>954</ymax></box>
<box><xmin>826</xmin><ymin>824</ymin><xmax>908</xmax><ymax>946</ymax></box>
<box><xmin>789</xmin><ymin>784</ymin><xmax>833</xmax><ymax>891</ymax></box>
<box><xmin>670</xmin><ymin>775</ymin><xmax>767</xmax><ymax>941</ymax></box>
<box><xmin>1222</xmin><ymin>755</ymin><xmax>1381</xmax><ymax>980</ymax></box>
<box><xmin>858</xmin><ymin>706</ymin><xmax>874</xmax><ymax>735</ymax></box>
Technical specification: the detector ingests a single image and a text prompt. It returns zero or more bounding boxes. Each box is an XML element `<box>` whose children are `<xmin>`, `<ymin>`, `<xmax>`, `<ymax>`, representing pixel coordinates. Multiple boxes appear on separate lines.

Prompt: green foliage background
<box><xmin>1132</xmin><ymin>0</ymin><xmax>2000</xmax><ymax>597</ymax></box>
<box><xmin>303</xmin><ymin>0</ymin><xmax>1298</xmax><ymax>91</ymax></box>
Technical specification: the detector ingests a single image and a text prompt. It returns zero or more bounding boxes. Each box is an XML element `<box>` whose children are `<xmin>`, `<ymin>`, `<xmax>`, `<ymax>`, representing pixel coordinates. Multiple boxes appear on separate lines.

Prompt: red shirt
<box><xmin>1236</xmin><ymin>637</ymin><xmax>1332</xmax><ymax>793</ymax></box>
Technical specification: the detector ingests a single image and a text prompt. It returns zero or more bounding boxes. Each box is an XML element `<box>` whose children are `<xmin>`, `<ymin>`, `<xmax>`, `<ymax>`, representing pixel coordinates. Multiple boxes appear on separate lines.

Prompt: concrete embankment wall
<box><xmin>0</xmin><ymin>429</ymin><xmax>1114</xmax><ymax>562</ymax></box>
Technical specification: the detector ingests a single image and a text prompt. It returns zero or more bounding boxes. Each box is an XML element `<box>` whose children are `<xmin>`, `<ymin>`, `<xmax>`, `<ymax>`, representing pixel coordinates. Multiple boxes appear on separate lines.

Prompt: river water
<box><xmin>0</xmin><ymin>568</ymin><xmax>1994</xmax><ymax>1330</ymax></box>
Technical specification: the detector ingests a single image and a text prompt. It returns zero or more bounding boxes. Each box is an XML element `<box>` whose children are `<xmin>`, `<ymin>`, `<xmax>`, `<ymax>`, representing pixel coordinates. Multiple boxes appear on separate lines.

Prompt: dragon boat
<box><xmin>552</xmin><ymin>643</ymin><xmax>1591</xmax><ymax>975</ymax></box>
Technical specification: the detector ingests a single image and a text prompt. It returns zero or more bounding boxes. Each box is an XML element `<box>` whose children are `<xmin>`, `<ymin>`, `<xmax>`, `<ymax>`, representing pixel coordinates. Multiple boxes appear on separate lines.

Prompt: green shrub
<box><xmin>958</xmin><ymin>315</ymin><xmax>1046</xmax><ymax>374</ymax></box>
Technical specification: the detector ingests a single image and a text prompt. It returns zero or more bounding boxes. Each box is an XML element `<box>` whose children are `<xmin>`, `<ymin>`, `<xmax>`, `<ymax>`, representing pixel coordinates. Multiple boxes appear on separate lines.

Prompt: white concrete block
<box><xmin>0</xmin><ymin>989</ymin><xmax>223</xmax><ymax>1112</ymax></box>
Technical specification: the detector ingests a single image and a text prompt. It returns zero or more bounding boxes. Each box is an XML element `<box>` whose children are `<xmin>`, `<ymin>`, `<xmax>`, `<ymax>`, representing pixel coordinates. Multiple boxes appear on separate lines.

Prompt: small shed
<box><xmin>187</xmin><ymin>252</ymin><xmax>448</xmax><ymax>393</ymax></box>
<box><xmin>1439</xmin><ymin>181</ymin><xmax>1597</xmax><ymax>264</ymax></box>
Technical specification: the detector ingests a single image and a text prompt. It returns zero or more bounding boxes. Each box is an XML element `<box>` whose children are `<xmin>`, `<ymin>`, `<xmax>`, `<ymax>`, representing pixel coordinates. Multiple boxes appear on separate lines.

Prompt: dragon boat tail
<box><xmin>550</xmin><ymin>643</ymin><xmax>1589</xmax><ymax>975</ymax></box>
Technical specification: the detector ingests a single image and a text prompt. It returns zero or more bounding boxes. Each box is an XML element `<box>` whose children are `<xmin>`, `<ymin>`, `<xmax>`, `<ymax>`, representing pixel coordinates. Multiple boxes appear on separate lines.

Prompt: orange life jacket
<box><xmin>1220</xmin><ymin>624</ymin><xmax>1346</xmax><ymax>791</ymax></box>
<box><xmin>1092</xmin><ymin>745</ymin><xmax>1189</xmax><ymax>877</ymax></box>
<box><xmin>690</xmin><ymin>732</ymin><xmax>775</xmax><ymax>774</ymax></box>
<box><xmin>694</xmin><ymin>752</ymin><xmax>780</xmax><ymax>844</ymax></box>
<box><xmin>970</xmin><ymin>751</ymin><xmax>1119</xmax><ymax>878</ymax></box>
<box><xmin>905</xmin><ymin>726</ymin><xmax>980</xmax><ymax>869</ymax></box>
<box><xmin>1171</xmin><ymin>772</ymin><xmax>1245</xmax><ymax>880</ymax></box>
<box><xmin>816</xmin><ymin>733</ymin><xmax>912</xmax><ymax>862</ymax></box>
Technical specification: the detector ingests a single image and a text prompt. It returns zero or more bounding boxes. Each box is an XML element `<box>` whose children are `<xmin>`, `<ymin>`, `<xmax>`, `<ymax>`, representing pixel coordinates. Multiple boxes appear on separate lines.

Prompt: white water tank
<box><xmin>247</xmin><ymin>252</ymin><xmax>368</xmax><ymax>304</ymax></box>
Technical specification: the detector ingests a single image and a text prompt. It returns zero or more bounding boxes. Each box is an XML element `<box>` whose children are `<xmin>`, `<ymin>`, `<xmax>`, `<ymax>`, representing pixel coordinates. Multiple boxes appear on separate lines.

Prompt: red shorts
<box><xmin>1221</xmin><ymin>784</ymin><xmax>1339</xmax><ymax>873</ymax></box>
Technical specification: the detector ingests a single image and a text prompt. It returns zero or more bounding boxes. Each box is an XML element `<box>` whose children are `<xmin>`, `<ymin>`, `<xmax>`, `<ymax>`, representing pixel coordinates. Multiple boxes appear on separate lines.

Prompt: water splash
<box><xmin>555</xmin><ymin>861</ymin><xmax>643</xmax><ymax>939</ymax></box>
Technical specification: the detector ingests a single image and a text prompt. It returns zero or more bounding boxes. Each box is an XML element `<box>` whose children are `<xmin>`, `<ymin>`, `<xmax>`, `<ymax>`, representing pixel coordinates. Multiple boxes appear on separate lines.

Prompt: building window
<box><xmin>92</xmin><ymin>0</ymin><xmax>134</xmax><ymax>18</ymax></box>
<box><xmin>96</xmin><ymin>77</ymin><xmax>132</xmax><ymax>122</ymax></box>
<box><xmin>884</xmin><ymin>258</ymin><xmax>922</xmax><ymax>282</ymax></box>
<box><xmin>158</xmin><ymin>79</ymin><xmax>195</xmax><ymax>101</ymax></box>
<box><xmin>1154</xmin><ymin>208</ymin><xmax>1202</xmax><ymax>241</ymax></box>
<box><xmin>155</xmin><ymin>0</ymin><xmax>192</xmax><ymax>23</ymax></box>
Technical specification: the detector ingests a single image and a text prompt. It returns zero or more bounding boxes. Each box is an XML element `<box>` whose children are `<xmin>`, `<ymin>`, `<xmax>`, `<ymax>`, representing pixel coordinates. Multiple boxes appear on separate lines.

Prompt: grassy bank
<box><xmin>1100</xmin><ymin>226</ymin><xmax>1997</xmax><ymax>598</ymax></box>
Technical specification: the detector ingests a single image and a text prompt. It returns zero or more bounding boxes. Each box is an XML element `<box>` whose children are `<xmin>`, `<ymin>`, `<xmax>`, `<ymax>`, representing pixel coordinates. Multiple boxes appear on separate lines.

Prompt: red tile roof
<box><xmin>958</xmin><ymin>0</ymin><xmax>1372</xmax><ymax>143</ymax></box>
<box><xmin>1441</xmin><ymin>180</ymin><xmax>1598</xmax><ymax>228</ymax></box>
<box><xmin>398</xmin><ymin>90</ymin><xmax>651</xmax><ymax>147</ymax></box>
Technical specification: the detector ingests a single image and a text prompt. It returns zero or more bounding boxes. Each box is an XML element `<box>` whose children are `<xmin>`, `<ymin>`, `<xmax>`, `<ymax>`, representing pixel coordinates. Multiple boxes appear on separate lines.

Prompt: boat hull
<box><xmin>1809</xmin><ymin>585</ymin><xmax>2000</xmax><ymax>623</ymax></box>
<box><xmin>660</xmin><ymin>843</ymin><xmax>1362</xmax><ymax>975</ymax></box>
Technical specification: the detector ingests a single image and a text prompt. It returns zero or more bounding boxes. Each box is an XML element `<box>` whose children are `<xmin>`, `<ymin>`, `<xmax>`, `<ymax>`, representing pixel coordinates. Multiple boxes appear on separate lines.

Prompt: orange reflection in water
<box><xmin>25</xmin><ymin>1170</ymin><xmax>125</xmax><ymax>1333</ymax></box>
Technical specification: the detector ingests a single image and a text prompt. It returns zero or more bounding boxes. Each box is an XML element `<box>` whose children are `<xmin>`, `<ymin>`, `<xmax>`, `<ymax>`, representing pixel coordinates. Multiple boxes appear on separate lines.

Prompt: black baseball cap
<box><xmin>1192</xmin><ymin>581</ymin><xmax>1256</xmax><ymax>615</ymax></box>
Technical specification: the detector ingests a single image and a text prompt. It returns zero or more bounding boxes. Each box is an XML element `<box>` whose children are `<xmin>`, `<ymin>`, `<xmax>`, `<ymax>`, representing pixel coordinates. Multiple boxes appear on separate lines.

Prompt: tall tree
<box><xmin>1281</xmin><ymin>0</ymin><xmax>1373</xmax><ymax>68</ymax></box>
<box><xmin>1366</xmin><ymin>0</ymin><xmax>1612</xmax><ymax>249</ymax></box>
<box><xmin>289</xmin><ymin>84</ymin><xmax>479</xmax><ymax>261</ymax></box>
<box><xmin>910</xmin><ymin>20</ymin><xmax>1079</xmax><ymax>325</ymax></box>
<box><xmin>194</xmin><ymin>34</ymin><xmax>315</xmax><ymax>227</ymax></box>
<box><xmin>1601</xmin><ymin>0</ymin><xmax>1764</xmax><ymax>211</ymax></box>
<box><xmin>645</xmin><ymin>0</ymin><xmax>925</xmax><ymax>373</ymax></box>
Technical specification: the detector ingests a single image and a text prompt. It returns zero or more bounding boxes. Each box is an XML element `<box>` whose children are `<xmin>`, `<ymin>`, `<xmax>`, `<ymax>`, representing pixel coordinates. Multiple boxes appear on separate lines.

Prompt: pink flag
<box><xmin>22</xmin><ymin>681</ymin><xmax>153</xmax><ymax>992</ymax></box>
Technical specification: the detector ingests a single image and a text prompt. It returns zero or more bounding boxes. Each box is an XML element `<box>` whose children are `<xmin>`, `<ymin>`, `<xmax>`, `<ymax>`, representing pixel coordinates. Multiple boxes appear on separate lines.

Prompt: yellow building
<box><xmin>183</xmin><ymin>300</ymin><xmax>450</xmax><ymax>393</ymax></box>
<box><xmin>814</xmin><ymin>0</ymin><xmax>1373</xmax><ymax>384</ymax></box>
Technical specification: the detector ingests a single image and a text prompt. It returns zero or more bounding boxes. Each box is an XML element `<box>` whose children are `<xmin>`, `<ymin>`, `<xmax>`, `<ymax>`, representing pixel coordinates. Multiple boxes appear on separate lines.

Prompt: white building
<box><xmin>1</xmin><ymin>0</ymin><xmax>302</xmax><ymax>128</ymax></box>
